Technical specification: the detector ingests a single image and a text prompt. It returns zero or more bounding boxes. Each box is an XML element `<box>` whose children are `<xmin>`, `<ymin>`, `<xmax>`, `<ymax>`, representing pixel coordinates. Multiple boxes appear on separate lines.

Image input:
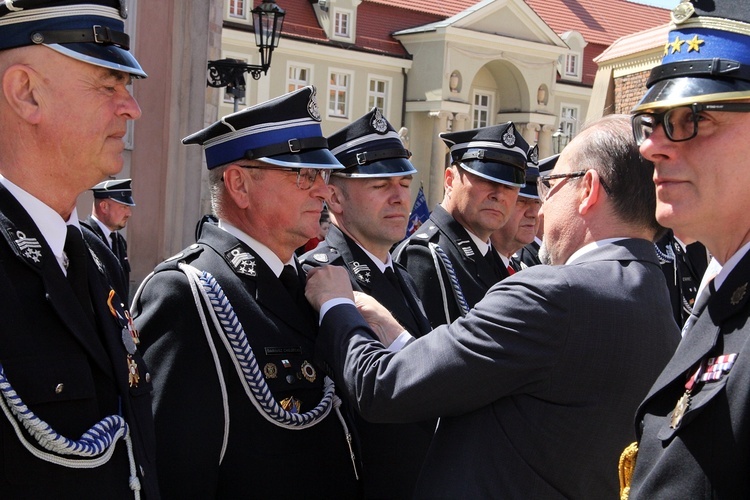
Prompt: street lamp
<box><xmin>207</xmin><ymin>0</ymin><xmax>286</xmax><ymax>111</ymax></box>
<box><xmin>552</xmin><ymin>125</ymin><xmax>569</xmax><ymax>154</ymax></box>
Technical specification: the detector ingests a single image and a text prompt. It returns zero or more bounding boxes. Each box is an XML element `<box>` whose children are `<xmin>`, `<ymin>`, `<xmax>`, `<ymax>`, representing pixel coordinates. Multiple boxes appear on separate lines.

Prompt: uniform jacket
<box><xmin>133</xmin><ymin>223</ymin><xmax>360</xmax><ymax>499</ymax></box>
<box><xmin>82</xmin><ymin>215</ymin><xmax>129</xmax><ymax>297</ymax></box>
<box><xmin>318</xmin><ymin>239</ymin><xmax>679</xmax><ymax>499</ymax></box>
<box><xmin>514</xmin><ymin>240</ymin><xmax>542</xmax><ymax>269</ymax></box>
<box><xmin>654</xmin><ymin>230</ymin><xmax>709</xmax><ymax>327</ymax></box>
<box><xmin>0</xmin><ymin>186</ymin><xmax>158</xmax><ymax>499</ymax></box>
<box><xmin>393</xmin><ymin>204</ymin><xmax>508</xmax><ymax>328</ymax></box>
<box><xmin>631</xmin><ymin>249</ymin><xmax>750</xmax><ymax>499</ymax></box>
<box><xmin>300</xmin><ymin>224</ymin><xmax>434</xmax><ymax>499</ymax></box>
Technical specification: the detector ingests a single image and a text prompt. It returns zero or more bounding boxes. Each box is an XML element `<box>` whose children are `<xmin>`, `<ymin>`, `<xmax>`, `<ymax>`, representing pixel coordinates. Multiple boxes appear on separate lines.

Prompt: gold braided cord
<box><xmin>618</xmin><ymin>442</ymin><xmax>639</xmax><ymax>500</ymax></box>
<box><xmin>677</xmin><ymin>17</ymin><xmax>750</xmax><ymax>37</ymax></box>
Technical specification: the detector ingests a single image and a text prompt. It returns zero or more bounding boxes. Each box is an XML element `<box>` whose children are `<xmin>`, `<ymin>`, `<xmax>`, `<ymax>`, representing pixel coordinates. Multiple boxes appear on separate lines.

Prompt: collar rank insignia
<box><xmin>731</xmin><ymin>283</ymin><xmax>747</xmax><ymax>306</ymax></box>
<box><xmin>456</xmin><ymin>239</ymin><xmax>475</xmax><ymax>257</ymax></box>
<box><xmin>313</xmin><ymin>253</ymin><xmax>329</xmax><ymax>263</ymax></box>
<box><xmin>14</xmin><ymin>231</ymin><xmax>42</xmax><ymax>264</ymax></box>
<box><xmin>349</xmin><ymin>261</ymin><xmax>372</xmax><ymax>284</ymax></box>
<box><xmin>226</xmin><ymin>246</ymin><xmax>257</xmax><ymax>277</ymax></box>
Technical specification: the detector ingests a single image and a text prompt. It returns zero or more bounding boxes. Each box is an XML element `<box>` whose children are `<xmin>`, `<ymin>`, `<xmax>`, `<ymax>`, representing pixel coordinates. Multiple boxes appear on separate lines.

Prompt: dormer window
<box><xmin>333</xmin><ymin>8</ymin><xmax>353</xmax><ymax>40</ymax></box>
<box><xmin>559</xmin><ymin>31</ymin><xmax>586</xmax><ymax>83</ymax></box>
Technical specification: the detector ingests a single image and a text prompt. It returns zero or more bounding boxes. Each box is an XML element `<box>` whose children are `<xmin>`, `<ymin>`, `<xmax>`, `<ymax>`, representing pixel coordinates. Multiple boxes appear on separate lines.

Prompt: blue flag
<box><xmin>406</xmin><ymin>185</ymin><xmax>430</xmax><ymax>237</ymax></box>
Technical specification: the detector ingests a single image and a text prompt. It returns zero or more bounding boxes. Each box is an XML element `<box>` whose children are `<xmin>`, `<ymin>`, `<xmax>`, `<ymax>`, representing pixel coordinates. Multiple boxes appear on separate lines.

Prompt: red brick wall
<box><xmin>614</xmin><ymin>70</ymin><xmax>650</xmax><ymax>113</ymax></box>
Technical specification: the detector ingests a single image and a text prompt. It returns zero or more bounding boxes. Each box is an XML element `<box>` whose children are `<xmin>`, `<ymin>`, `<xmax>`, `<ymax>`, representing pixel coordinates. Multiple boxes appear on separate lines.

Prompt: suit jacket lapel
<box><xmin>0</xmin><ymin>187</ymin><xmax>114</xmax><ymax>377</ymax></box>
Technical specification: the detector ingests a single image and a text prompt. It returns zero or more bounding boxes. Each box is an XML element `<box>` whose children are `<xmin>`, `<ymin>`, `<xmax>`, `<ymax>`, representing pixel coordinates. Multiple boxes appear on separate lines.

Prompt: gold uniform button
<box><xmin>54</xmin><ymin>383</ymin><xmax>64</xmax><ymax>394</ymax></box>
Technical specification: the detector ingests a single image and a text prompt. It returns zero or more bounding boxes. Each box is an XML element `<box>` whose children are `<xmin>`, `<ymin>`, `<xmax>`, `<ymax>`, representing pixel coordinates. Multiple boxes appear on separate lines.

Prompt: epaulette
<box><xmin>154</xmin><ymin>243</ymin><xmax>204</xmax><ymax>272</ymax></box>
<box><xmin>301</xmin><ymin>245</ymin><xmax>343</xmax><ymax>266</ymax></box>
<box><xmin>405</xmin><ymin>222</ymin><xmax>440</xmax><ymax>247</ymax></box>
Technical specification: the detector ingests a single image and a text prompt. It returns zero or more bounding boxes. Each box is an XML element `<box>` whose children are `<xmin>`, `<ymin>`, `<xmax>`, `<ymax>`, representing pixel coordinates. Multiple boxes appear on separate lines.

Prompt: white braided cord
<box><xmin>0</xmin><ymin>365</ymin><xmax>141</xmax><ymax>499</ymax></box>
<box><xmin>429</xmin><ymin>242</ymin><xmax>469</xmax><ymax>319</ymax></box>
<box><xmin>179</xmin><ymin>264</ymin><xmax>335</xmax><ymax>429</ymax></box>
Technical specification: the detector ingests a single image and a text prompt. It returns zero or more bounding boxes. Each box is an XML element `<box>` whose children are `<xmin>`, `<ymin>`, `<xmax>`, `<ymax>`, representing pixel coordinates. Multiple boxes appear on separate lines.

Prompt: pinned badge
<box><xmin>731</xmin><ymin>283</ymin><xmax>747</xmax><ymax>306</ymax></box>
<box><xmin>300</xmin><ymin>361</ymin><xmax>317</xmax><ymax>383</ymax></box>
<box><xmin>671</xmin><ymin>0</ymin><xmax>695</xmax><ymax>24</ymax></box>
<box><xmin>127</xmin><ymin>355</ymin><xmax>140</xmax><ymax>387</ymax></box>
<box><xmin>307</xmin><ymin>88</ymin><xmax>322</xmax><ymax>121</ymax></box>
<box><xmin>371</xmin><ymin>108</ymin><xmax>388</xmax><ymax>134</ymax></box>
<box><xmin>502</xmin><ymin>123</ymin><xmax>516</xmax><ymax>148</ymax></box>
<box><xmin>226</xmin><ymin>246</ymin><xmax>257</xmax><ymax>277</ymax></box>
<box><xmin>263</xmin><ymin>362</ymin><xmax>278</xmax><ymax>379</ymax></box>
<box><xmin>313</xmin><ymin>253</ymin><xmax>329</xmax><ymax>263</ymax></box>
<box><xmin>280</xmin><ymin>396</ymin><xmax>301</xmax><ymax>414</ymax></box>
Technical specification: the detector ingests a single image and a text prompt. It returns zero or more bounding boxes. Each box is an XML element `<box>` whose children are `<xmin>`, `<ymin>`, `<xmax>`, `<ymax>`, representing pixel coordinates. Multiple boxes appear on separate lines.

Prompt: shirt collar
<box><xmin>465</xmin><ymin>228</ymin><xmax>490</xmax><ymax>257</ymax></box>
<box><xmin>565</xmin><ymin>238</ymin><xmax>627</xmax><ymax>265</ymax></box>
<box><xmin>90</xmin><ymin>214</ymin><xmax>113</xmax><ymax>246</ymax></box>
<box><xmin>354</xmin><ymin>241</ymin><xmax>392</xmax><ymax>274</ymax></box>
<box><xmin>714</xmin><ymin>240</ymin><xmax>750</xmax><ymax>291</ymax></box>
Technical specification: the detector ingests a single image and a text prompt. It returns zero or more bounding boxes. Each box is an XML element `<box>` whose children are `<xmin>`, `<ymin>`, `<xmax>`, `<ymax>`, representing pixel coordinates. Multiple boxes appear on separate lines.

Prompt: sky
<box><xmin>628</xmin><ymin>0</ymin><xmax>679</xmax><ymax>9</ymax></box>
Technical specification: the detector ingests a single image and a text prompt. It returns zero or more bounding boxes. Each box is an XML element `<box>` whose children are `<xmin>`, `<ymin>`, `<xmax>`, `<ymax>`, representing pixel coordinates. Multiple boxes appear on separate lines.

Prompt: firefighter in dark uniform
<box><xmin>0</xmin><ymin>1</ymin><xmax>157</xmax><ymax>498</ymax></box>
<box><xmin>133</xmin><ymin>86</ymin><xmax>361</xmax><ymax>499</ymax></box>
<box><xmin>393</xmin><ymin>122</ymin><xmax>536</xmax><ymax>327</ymax></box>
<box><xmin>301</xmin><ymin>107</ymin><xmax>433</xmax><ymax>498</ymax></box>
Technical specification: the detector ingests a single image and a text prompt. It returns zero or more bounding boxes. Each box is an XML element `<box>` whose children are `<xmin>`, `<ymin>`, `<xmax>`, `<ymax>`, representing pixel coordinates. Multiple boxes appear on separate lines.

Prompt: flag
<box><xmin>406</xmin><ymin>185</ymin><xmax>430</xmax><ymax>237</ymax></box>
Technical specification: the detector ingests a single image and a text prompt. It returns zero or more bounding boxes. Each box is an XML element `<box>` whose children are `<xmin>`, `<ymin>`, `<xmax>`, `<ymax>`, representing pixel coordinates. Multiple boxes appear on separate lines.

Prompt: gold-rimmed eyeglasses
<box><xmin>241</xmin><ymin>165</ymin><xmax>331</xmax><ymax>190</ymax></box>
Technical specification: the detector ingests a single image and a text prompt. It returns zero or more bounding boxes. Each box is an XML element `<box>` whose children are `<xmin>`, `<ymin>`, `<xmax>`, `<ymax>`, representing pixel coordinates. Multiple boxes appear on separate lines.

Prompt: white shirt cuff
<box><xmin>319</xmin><ymin>298</ymin><xmax>355</xmax><ymax>324</ymax></box>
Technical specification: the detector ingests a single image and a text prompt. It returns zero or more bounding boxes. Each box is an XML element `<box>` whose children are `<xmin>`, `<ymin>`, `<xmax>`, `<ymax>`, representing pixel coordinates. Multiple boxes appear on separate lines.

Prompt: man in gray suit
<box><xmin>305</xmin><ymin>114</ymin><xmax>680</xmax><ymax>498</ymax></box>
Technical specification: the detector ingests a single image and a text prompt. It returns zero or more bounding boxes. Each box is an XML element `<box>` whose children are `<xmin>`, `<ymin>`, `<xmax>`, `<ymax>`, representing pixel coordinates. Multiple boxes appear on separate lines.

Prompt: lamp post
<box><xmin>207</xmin><ymin>0</ymin><xmax>286</xmax><ymax>112</ymax></box>
<box><xmin>552</xmin><ymin>125</ymin><xmax>569</xmax><ymax>154</ymax></box>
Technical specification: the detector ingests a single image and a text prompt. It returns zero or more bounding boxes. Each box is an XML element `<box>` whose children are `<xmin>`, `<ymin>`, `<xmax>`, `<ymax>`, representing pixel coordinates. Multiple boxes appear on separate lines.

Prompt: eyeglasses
<box><xmin>536</xmin><ymin>170</ymin><xmax>612</xmax><ymax>202</ymax></box>
<box><xmin>241</xmin><ymin>165</ymin><xmax>331</xmax><ymax>190</ymax></box>
<box><xmin>632</xmin><ymin>102</ymin><xmax>750</xmax><ymax>145</ymax></box>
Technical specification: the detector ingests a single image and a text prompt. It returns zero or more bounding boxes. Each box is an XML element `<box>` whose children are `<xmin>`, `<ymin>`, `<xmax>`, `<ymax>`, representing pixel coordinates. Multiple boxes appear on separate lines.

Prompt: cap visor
<box><xmin>46</xmin><ymin>43</ymin><xmax>147</xmax><ymax>78</ymax></box>
<box><xmin>334</xmin><ymin>157</ymin><xmax>417</xmax><ymax>178</ymax></box>
<box><xmin>259</xmin><ymin>148</ymin><xmax>344</xmax><ymax>170</ymax></box>
<box><xmin>633</xmin><ymin>76</ymin><xmax>750</xmax><ymax>112</ymax></box>
<box><xmin>460</xmin><ymin>160</ymin><xmax>525</xmax><ymax>188</ymax></box>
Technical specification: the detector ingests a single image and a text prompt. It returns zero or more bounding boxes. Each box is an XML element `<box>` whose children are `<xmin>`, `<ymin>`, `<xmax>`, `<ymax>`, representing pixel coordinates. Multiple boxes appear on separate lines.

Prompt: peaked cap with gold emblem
<box><xmin>634</xmin><ymin>0</ymin><xmax>750</xmax><ymax>111</ymax></box>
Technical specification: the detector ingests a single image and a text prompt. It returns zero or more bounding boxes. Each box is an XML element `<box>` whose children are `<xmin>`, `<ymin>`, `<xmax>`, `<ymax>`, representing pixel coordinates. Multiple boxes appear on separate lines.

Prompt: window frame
<box><xmin>327</xmin><ymin>69</ymin><xmax>354</xmax><ymax>120</ymax></box>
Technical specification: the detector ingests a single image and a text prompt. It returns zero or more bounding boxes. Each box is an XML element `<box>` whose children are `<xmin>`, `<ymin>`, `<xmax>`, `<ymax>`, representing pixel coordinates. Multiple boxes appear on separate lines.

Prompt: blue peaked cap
<box><xmin>0</xmin><ymin>0</ymin><xmax>146</xmax><ymax>78</ymax></box>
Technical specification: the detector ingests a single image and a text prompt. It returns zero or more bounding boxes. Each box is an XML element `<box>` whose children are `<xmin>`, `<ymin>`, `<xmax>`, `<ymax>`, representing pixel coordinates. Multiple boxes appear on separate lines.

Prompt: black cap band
<box><xmin>336</xmin><ymin>147</ymin><xmax>411</xmax><ymax>168</ymax></box>
<box><xmin>31</xmin><ymin>26</ymin><xmax>130</xmax><ymax>49</ymax></box>
<box><xmin>648</xmin><ymin>58</ymin><xmax>750</xmax><ymax>87</ymax></box>
<box><xmin>243</xmin><ymin>136</ymin><xmax>329</xmax><ymax>160</ymax></box>
<box><xmin>456</xmin><ymin>148</ymin><xmax>527</xmax><ymax>171</ymax></box>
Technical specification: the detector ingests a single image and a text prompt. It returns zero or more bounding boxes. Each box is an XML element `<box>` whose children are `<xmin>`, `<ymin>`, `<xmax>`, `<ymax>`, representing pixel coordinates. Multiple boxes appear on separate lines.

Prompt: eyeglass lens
<box><xmin>633</xmin><ymin>106</ymin><xmax>698</xmax><ymax>145</ymax></box>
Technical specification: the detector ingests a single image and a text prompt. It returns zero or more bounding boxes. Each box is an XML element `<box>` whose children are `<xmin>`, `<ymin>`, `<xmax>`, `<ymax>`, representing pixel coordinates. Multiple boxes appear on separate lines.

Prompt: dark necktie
<box><xmin>384</xmin><ymin>266</ymin><xmax>402</xmax><ymax>291</ymax></box>
<box><xmin>65</xmin><ymin>225</ymin><xmax>94</xmax><ymax>323</ymax></box>
<box><xmin>110</xmin><ymin>232</ymin><xmax>120</xmax><ymax>260</ymax></box>
<box><xmin>280</xmin><ymin>264</ymin><xmax>304</xmax><ymax>303</ymax></box>
<box><xmin>681</xmin><ymin>278</ymin><xmax>715</xmax><ymax>336</ymax></box>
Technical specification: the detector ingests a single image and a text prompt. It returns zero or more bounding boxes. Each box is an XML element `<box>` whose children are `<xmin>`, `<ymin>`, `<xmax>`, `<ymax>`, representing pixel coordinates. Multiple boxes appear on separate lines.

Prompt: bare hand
<box><xmin>353</xmin><ymin>291</ymin><xmax>405</xmax><ymax>347</ymax></box>
<box><xmin>305</xmin><ymin>266</ymin><xmax>355</xmax><ymax>311</ymax></box>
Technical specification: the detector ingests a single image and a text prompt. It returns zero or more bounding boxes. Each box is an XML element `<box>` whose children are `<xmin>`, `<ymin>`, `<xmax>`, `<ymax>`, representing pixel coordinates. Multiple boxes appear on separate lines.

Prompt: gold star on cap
<box><xmin>671</xmin><ymin>36</ymin><xmax>685</xmax><ymax>54</ymax></box>
<box><xmin>686</xmin><ymin>34</ymin><xmax>704</xmax><ymax>53</ymax></box>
